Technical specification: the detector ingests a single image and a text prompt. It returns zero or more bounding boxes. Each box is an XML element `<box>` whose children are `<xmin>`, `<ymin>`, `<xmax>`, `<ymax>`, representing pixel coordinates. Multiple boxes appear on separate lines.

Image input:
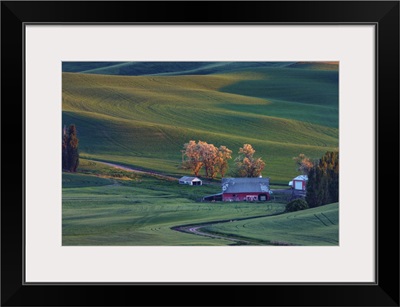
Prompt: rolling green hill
<box><xmin>62</xmin><ymin>63</ymin><xmax>339</xmax><ymax>246</ymax></box>
<box><xmin>62</xmin><ymin>161</ymin><xmax>286</xmax><ymax>246</ymax></box>
<box><xmin>288</xmin><ymin>61</ymin><xmax>339</xmax><ymax>71</ymax></box>
<box><xmin>62</xmin><ymin>61</ymin><xmax>298</xmax><ymax>76</ymax></box>
<box><xmin>62</xmin><ymin>63</ymin><xmax>338</xmax><ymax>183</ymax></box>
<box><xmin>62</xmin><ymin>160</ymin><xmax>338</xmax><ymax>246</ymax></box>
<box><xmin>62</xmin><ymin>62</ymin><xmax>126</xmax><ymax>73</ymax></box>
<box><xmin>202</xmin><ymin>202</ymin><xmax>339</xmax><ymax>246</ymax></box>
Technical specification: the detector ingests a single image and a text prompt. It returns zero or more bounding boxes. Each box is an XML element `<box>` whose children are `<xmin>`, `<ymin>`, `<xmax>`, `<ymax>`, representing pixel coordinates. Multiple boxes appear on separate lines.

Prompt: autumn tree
<box><xmin>293</xmin><ymin>153</ymin><xmax>314</xmax><ymax>175</ymax></box>
<box><xmin>181</xmin><ymin>140</ymin><xmax>232</xmax><ymax>179</ymax></box>
<box><xmin>197</xmin><ymin>141</ymin><xmax>217</xmax><ymax>179</ymax></box>
<box><xmin>62</xmin><ymin>124</ymin><xmax>80</xmax><ymax>172</ymax></box>
<box><xmin>182</xmin><ymin>140</ymin><xmax>203</xmax><ymax>177</ymax></box>
<box><xmin>216</xmin><ymin>145</ymin><xmax>232</xmax><ymax>177</ymax></box>
<box><xmin>234</xmin><ymin>144</ymin><xmax>265</xmax><ymax>177</ymax></box>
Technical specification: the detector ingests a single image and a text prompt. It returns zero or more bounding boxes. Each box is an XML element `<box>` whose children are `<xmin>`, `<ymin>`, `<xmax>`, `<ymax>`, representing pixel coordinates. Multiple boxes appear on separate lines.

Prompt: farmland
<box><xmin>63</xmin><ymin>160</ymin><xmax>337</xmax><ymax>246</ymax></box>
<box><xmin>200</xmin><ymin>203</ymin><xmax>339</xmax><ymax>246</ymax></box>
<box><xmin>62</xmin><ymin>62</ymin><xmax>338</xmax><ymax>183</ymax></box>
<box><xmin>63</xmin><ymin>160</ymin><xmax>286</xmax><ymax>246</ymax></box>
<box><xmin>62</xmin><ymin>62</ymin><xmax>339</xmax><ymax>246</ymax></box>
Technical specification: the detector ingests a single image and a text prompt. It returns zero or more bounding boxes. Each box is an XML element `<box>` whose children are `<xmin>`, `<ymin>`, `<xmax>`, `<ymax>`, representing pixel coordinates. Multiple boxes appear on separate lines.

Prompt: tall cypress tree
<box><xmin>62</xmin><ymin>126</ymin><xmax>68</xmax><ymax>170</ymax></box>
<box><xmin>67</xmin><ymin>124</ymin><xmax>79</xmax><ymax>172</ymax></box>
<box><xmin>62</xmin><ymin>124</ymin><xmax>80</xmax><ymax>172</ymax></box>
<box><xmin>306</xmin><ymin>151</ymin><xmax>339</xmax><ymax>207</ymax></box>
<box><xmin>325</xmin><ymin>151</ymin><xmax>339</xmax><ymax>204</ymax></box>
<box><xmin>305</xmin><ymin>167</ymin><xmax>319</xmax><ymax>207</ymax></box>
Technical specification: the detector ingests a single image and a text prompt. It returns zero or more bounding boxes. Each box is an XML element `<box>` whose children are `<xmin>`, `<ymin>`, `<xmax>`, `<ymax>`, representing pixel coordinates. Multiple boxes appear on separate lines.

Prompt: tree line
<box><xmin>62</xmin><ymin>124</ymin><xmax>80</xmax><ymax>172</ymax></box>
<box><xmin>181</xmin><ymin>140</ymin><xmax>265</xmax><ymax>179</ymax></box>
<box><xmin>293</xmin><ymin>151</ymin><xmax>339</xmax><ymax>208</ymax></box>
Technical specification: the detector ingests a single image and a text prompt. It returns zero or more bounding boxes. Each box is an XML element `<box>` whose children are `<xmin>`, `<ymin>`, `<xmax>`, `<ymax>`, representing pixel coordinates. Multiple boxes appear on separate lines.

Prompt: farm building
<box><xmin>179</xmin><ymin>176</ymin><xmax>202</xmax><ymax>186</ymax></box>
<box><xmin>288</xmin><ymin>175</ymin><xmax>308</xmax><ymax>190</ymax></box>
<box><xmin>221</xmin><ymin>177</ymin><xmax>271</xmax><ymax>202</ymax></box>
<box><xmin>202</xmin><ymin>193</ymin><xmax>223</xmax><ymax>202</ymax></box>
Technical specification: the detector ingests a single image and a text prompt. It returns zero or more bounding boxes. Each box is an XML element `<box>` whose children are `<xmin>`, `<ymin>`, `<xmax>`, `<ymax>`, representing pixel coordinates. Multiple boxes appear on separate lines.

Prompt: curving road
<box><xmin>173</xmin><ymin>222</ymin><xmax>253</xmax><ymax>245</ymax></box>
<box><xmin>93</xmin><ymin>160</ymin><xmax>291</xmax><ymax>245</ymax></box>
<box><xmin>94</xmin><ymin>160</ymin><xmax>179</xmax><ymax>181</ymax></box>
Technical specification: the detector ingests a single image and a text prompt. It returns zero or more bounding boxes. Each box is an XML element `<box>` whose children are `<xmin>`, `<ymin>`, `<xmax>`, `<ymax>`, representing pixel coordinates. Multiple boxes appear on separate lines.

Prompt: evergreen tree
<box><xmin>62</xmin><ymin>126</ymin><xmax>68</xmax><ymax>170</ymax></box>
<box><xmin>62</xmin><ymin>124</ymin><xmax>80</xmax><ymax>172</ymax></box>
<box><xmin>323</xmin><ymin>151</ymin><xmax>339</xmax><ymax>204</ymax></box>
<box><xmin>67</xmin><ymin>124</ymin><xmax>79</xmax><ymax>172</ymax></box>
<box><xmin>306</xmin><ymin>151</ymin><xmax>339</xmax><ymax>207</ymax></box>
<box><xmin>305</xmin><ymin>167</ymin><xmax>318</xmax><ymax>207</ymax></box>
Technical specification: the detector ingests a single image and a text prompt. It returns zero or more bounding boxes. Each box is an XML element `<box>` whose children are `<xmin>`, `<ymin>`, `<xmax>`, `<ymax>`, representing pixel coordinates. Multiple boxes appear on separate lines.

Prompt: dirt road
<box><xmin>95</xmin><ymin>160</ymin><xmax>290</xmax><ymax>245</ymax></box>
<box><xmin>95</xmin><ymin>161</ymin><xmax>179</xmax><ymax>181</ymax></box>
<box><xmin>173</xmin><ymin>222</ymin><xmax>253</xmax><ymax>245</ymax></box>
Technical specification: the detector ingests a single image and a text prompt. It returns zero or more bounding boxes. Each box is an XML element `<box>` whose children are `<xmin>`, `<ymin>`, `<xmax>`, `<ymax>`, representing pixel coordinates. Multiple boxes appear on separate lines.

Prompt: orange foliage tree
<box><xmin>293</xmin><ymin>153</ymin><xmax>314</xmax><ymax>175</ymax></box>
<box><xmin>216</xmin><ymin>145</ymin><xmax>232</xmax><ymax>177</ymax></box>
<box><xmin>182</xmin><ymin>140</ymin><xmax>232</xmax><ymax>179</ymax></box>
<box><xmin>182</xmin><ymin>140</ymin><xmax>203</xmax><ymax>177</ymax></box>
<box><xmin>234</xmin><ymin>144</ymin><xmax>265</xmax><ymax>177</ymax></box>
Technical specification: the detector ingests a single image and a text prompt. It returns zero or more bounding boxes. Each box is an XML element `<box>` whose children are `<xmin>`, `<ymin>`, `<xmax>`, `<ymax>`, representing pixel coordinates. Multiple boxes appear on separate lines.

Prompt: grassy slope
<box><xmin>62</xmin><ymin>67</ymin><xmax>338</xmax><ymax>183</ymax></box>
<box><xmin>220</xmin><ymin>67</ymin><xmax>338</xmax><ymax>111</ymax></box>
<box><xmin>62</xmin><ymin>61</ymin><xmax>297</xmax><ymax>76</ymax></box>
<box><xmin>203</xmin><ymin>203</ymin><xmax>339</xmax><ymax>246</ymax></box>
<box><xmin>62</xmin><ymin>62</ymin><xmax>126</xmax><ymax>72</ymax></box>
<box><xmin>288</xmin><ymin>62</ymin><xmax>339</xmax><ymax>71</ymax></box>
<box><xmin>63</xmin><ymin>161</ymin><xmax>338</xmax><ymax>246</ymax></box>
<box><xmin>63</xmin><ymin>160</ymin><xmax>286</xmax><ymax>246</ymax></box>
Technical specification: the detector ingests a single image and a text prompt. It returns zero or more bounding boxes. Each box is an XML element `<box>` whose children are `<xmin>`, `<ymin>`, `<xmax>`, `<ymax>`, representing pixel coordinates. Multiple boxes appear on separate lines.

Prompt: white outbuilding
<box><xmin>289</xmin><ymin>175</ymin><xmax>308</xmax><ymax>190</ymax></box>
<box><xmin>179</xmin><ymin>176</ymin><xmax>202</xmax><ymax>186</ymax></box>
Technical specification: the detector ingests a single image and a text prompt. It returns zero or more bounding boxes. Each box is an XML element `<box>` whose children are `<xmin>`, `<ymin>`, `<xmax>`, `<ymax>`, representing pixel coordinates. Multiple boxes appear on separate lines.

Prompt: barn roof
<box><xmin>179</xmin><ymin>176</ymin><xmax>202</xmax><ymax>181</ymax></box>
<box><xmin>292</xmin><ymin>175</ymin><xmax>308</xmax><ymax>181</ymax></box>
<box><xmin>221</xmin><ymin>177</ymin><xmax>270</xmax><ymax>193</ymax></box>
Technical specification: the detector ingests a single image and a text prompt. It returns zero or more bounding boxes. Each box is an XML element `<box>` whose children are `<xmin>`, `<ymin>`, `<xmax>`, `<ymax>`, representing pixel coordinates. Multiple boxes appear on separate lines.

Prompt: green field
<box><xmin>62</xmin><ymin>62</ymin><xmax>339</xmax><ymax>246</ymax></box>
<box><xmin>62</xmin><ymin>62</ymin><xmax>338</xmax><ymax>183</ymax></box>
<box><xmin>63</xmin><ymin>160</ymin><xmax>286</xmax><ymax>246</ymax></box>
<box><xmin>63</xmin><ymin>160</ymin><xmax>338</xmax><ymax>246</ymax></box>
<box><xmin>201</xmin><ymin>203</ymin><xmax>339</xmax><ymax>246</ymax></box>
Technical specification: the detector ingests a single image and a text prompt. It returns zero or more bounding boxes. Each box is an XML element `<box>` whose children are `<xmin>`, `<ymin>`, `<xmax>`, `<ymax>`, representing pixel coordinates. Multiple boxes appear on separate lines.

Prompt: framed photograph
<box><xmin>1</xmin><ymin>1</ymin><xmax>399</xmax><ymax>306</ymax></box>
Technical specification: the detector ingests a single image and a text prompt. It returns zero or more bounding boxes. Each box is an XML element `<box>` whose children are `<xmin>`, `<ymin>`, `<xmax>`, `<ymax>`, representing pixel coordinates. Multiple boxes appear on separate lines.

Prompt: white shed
<box><xmin>289</xmin><ymin>175</ymin><xmax>308</xmax><ymax>190</ymax></box>
<box><xmin>179</xmin><ymin>176</ymin><xmax>202</xmax><ymax>186</ymax></box>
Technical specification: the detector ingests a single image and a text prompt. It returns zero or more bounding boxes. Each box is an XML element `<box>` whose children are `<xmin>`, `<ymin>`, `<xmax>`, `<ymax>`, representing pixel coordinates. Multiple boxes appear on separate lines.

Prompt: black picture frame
<box><xmin>1</xmin><ymin>1</ymin><xmax>399</xmax><ymax>306</ymax></box>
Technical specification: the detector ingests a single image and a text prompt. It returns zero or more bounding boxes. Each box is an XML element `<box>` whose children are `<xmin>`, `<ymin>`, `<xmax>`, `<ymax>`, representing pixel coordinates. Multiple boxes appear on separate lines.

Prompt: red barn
<box><xmin>222</xmin><ymin>177</ymin><xmax>271</xmax><ymax>202</ymax></box>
